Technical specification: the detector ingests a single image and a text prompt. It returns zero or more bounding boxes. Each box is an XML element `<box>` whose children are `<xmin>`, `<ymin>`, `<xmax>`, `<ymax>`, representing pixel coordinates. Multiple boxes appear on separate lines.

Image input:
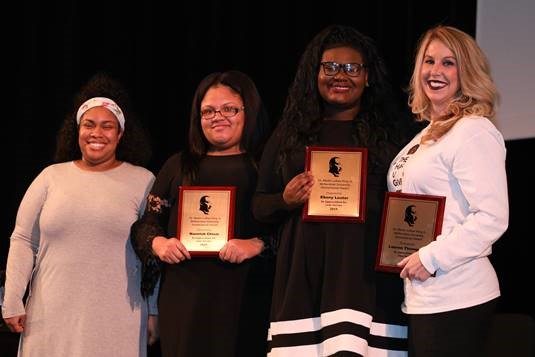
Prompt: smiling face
<box><xmin>78</xmin><ymin>106</ymin><xmax>123</xmax><ymax>170</ymax></box>
<box><xmin>318</xmin><ymin>46</ymin><xmax>368</xmax><ymax>120</ymax></box>
<box><xmin>200</xmin><ymin>85</ymin><xmax>245</xmax><ymax>155</ymax></box>
<box><xmin>420</xmin><ymin>39</ymin><xmax>460</xmax><ymax>119</ymax></box>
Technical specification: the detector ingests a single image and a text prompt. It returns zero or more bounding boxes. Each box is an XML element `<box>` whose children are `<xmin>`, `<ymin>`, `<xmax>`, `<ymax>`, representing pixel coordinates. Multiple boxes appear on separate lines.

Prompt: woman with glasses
<box><xmin>253</xmin><ymin>24</ymin><xmax>410</xmax><ymax>356</ymax></box>
<box><xmin>389</xmin><ymin>26</ymin><xmax>508</xmax><ymax>357</ymax></box>
<box><xmin>131</xmin><ymin>70</ymin><xmax>274</xmax><ymax>356</ymax></box>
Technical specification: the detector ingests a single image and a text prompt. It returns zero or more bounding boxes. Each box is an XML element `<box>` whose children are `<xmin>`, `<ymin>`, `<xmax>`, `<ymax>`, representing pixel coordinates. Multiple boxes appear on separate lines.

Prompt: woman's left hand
<box><xmin>219</xmin><ymin>238</ymin><xmax>264</xmax><ymax>263</ymax></box>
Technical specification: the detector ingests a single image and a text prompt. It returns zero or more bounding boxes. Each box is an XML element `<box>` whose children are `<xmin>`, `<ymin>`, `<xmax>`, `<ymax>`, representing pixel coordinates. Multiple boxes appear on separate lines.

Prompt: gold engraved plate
<box><xmin>177</xmin><ymin>186</ymin><xmax>236</xmax><ymax>256</ymax></box>
<box><xmin>376</xmin><ymin>192</ymin><xmax>445</xmax><ymax>273</ymax></box>
<box><xmin>303</xmin><ymin>146</ymin><xmax>368</xmax><ymax>222</ymax></box>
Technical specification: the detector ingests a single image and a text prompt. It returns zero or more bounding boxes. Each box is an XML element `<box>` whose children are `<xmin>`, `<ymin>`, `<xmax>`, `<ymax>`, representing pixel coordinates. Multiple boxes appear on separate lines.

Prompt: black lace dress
<box><xmin>131</xmin><ymin>152</ymin><xmax>274</xmax><ymax>357</ymax></box>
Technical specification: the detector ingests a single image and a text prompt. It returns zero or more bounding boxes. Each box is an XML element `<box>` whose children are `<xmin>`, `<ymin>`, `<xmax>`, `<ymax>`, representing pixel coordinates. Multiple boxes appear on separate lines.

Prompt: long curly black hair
<box><xmin>279</xmin><ymin>24</ymin><xmax>404</xmax><ymax>170</ymax></box>
<box><xmin>54</xmin><ymin>72</ymin><xmax>152</xmax><ymax>167</ymax></box>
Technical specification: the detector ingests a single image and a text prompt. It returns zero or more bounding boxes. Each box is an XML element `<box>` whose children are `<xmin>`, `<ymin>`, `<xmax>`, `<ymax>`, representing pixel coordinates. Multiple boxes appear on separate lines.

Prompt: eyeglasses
<box><xmin>320</xmin><ymin>61</ymin><xmax>366</xmax><ymax>77</ymax></box>
<box><xmin>200</xmin><ymin>106</ymin><xmax>245</xmax><ymax>120</ymax></box>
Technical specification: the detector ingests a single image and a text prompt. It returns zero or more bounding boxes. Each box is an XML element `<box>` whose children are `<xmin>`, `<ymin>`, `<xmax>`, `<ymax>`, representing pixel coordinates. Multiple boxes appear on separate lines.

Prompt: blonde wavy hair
<box><xmin>408</xmin><ymin>26</ymin><xmax>499</xmax><ymax>143</ymax></box>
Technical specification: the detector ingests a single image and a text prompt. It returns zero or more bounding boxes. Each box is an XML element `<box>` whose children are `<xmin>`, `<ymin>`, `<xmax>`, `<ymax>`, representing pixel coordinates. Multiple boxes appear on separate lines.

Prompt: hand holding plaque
<box><xmin>375</xmin><ymin>192</ymin><xmax>445</xmax><ymax>273</ymax></box>
<box><xmin>302</xmin><ymin>146</ymin><xmax>368</xmax><ymax>222</ymax></box>
<box><xmin>177</xmin><ymin>186</ymin><xmax>236</xmax><ymax>257</ymax></box>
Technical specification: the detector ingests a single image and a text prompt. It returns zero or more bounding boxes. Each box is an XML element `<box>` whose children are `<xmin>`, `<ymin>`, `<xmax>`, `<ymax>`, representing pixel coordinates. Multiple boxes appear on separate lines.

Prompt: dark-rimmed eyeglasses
<box><xmin>320</xmin><ymin>61</ymin><xmax>366</xmax><ymax>77</ymax></box>
<box><xmin>200</xmin><ymin>106</ymin><xmax>245</xmax><ymax>120</ymax></box>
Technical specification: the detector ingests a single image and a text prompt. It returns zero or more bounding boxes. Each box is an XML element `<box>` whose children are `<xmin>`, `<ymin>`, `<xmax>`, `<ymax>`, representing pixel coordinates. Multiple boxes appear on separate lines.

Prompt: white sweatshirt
<box><xmin>387</xmin><ymin>116</ymin><xmax>509</xmax><ymax>314</ymax></box>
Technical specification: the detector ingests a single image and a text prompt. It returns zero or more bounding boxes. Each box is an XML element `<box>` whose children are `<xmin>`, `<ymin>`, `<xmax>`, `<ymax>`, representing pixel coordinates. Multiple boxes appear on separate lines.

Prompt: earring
<box><xmin>365</xmin><ymin>81</ymin><xmax>369</xmax><ymax>87</ymax></box>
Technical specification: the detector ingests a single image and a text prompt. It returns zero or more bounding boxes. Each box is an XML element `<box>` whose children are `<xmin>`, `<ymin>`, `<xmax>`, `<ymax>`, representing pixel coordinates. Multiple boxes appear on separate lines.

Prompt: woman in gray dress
<box><xmin>2</xmin><ymin>73</ymin><xmax>158</xmax><ymax>356</ymax></box>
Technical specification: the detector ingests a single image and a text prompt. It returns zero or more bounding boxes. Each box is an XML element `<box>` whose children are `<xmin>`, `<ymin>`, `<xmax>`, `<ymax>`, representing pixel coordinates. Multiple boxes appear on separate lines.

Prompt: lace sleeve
<box><xmin>258</xmin><ymin>233</ymin><xmax>279</xmax><ymax>258</ymax></box>
<box><xmin>131</xmin><ymin>193</ymin><xmax>171</xmax><ymax>298</ymax></box>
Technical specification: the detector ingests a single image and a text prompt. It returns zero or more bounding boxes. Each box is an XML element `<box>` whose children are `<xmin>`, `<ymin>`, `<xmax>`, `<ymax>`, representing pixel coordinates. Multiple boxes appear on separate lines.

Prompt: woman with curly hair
<box><xmin>253</xmin><ymin>24</ymin><xmax>409</xmax><ymax>356</ymax></box>
<box><xmin>2</xmin><ymin>73</ymin><xmax>157</xmax><ymax>356</ymax></box>
<box><xmin>390</xmin><ymin>25</ymin><xmax>508</xmax><ymax>356</ymax></box>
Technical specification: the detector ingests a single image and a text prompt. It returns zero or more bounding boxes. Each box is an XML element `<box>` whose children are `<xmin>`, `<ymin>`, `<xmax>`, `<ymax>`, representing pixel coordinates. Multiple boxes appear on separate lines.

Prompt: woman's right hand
<box><xmin>282</xmin><ymin>172</ymin><xmax>315</xmax><ymax>207</ymax></box>
<box><xmin>4</xmin><ymin>314</ymin><xmax>25</xmax><ymax>333</ymax></box>
<box><xmin>152</xmin><ymin>236</ymin><xmax>191</xmax><ymax>264</ymax></box>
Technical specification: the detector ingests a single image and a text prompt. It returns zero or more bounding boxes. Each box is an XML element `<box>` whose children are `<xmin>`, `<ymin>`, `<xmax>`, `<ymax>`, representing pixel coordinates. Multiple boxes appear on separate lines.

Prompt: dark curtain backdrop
<box><xmin>5</xmin><ymin>0</ymin><xmax>533</xmax><ymax>320</ymax></box>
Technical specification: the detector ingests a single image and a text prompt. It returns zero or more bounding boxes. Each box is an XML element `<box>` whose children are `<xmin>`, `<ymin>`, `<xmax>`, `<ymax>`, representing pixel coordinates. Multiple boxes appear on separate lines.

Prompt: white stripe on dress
<box><xmin>269</xmin><ymin>335</ymin><xmax>407</xmax><ymax>357</ymax></box>
<box><xmin>268</xmin><ymin>308</ymin><xmax>408</xmax><ymax>356</ymax></box>
<box><xmin>270</xmin><ymin>308</ymin><xmax>407</xmax><ymax>338</ymax></box>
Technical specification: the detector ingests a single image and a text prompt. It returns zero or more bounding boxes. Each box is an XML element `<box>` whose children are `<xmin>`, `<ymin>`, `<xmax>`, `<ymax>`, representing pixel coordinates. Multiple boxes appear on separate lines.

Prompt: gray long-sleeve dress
<box><xmin>2</xmin><ymin>161</ymin><xmax>156</xmax><ymax>357</ymax></box>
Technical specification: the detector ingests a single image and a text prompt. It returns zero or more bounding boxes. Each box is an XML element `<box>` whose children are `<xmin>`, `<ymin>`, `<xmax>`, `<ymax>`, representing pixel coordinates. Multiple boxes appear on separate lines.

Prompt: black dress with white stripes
<box><xmin>253</xmin><ymin>120</ymin><xmax>408</xmax><ymax>356</ymax></box>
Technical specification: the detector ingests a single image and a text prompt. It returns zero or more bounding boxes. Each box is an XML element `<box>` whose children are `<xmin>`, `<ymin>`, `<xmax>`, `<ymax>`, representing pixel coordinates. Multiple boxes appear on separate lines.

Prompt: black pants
<box><xmin>408</xmin><ymin>298</ymin><xmax>498</xmax><ymax>357</ymax></box>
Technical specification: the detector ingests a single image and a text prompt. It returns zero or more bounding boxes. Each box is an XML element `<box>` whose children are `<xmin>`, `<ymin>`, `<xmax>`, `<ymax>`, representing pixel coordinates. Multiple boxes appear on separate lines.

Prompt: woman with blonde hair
<box><xmin>389</xmin><ymin>25</ymin><xmax>508</xmax><ymax>356</ymax></box>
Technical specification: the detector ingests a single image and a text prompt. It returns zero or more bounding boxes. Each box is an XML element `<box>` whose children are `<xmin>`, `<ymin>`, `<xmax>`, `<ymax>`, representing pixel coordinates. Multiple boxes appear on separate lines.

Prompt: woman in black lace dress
<box><xmin>131</xmin><ymin>70</ymin><xmax>273</xmax><ymax>357</ymax></box>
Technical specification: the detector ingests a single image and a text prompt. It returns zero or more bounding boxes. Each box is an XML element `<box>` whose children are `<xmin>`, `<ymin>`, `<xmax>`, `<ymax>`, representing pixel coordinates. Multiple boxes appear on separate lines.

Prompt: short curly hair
<box><xmin>54</xmin><ymin>72</ymin><xmax>152</xmax><ymax>166</ymax></box>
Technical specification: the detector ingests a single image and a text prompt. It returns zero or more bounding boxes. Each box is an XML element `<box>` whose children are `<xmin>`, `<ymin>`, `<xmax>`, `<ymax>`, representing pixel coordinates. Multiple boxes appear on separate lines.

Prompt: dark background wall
<box><xmin>4</xmin><ymin>0</ymin><xmax>533</xmax><ymax>333</ymax></box>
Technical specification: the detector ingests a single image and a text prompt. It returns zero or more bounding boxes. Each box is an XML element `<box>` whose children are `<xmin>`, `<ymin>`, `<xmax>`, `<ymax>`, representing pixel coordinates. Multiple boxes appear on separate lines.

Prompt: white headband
<box><xmin>76</xmin><ymin>97</ymin><xmax>125</xmax><ymax>130</ymax></box>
